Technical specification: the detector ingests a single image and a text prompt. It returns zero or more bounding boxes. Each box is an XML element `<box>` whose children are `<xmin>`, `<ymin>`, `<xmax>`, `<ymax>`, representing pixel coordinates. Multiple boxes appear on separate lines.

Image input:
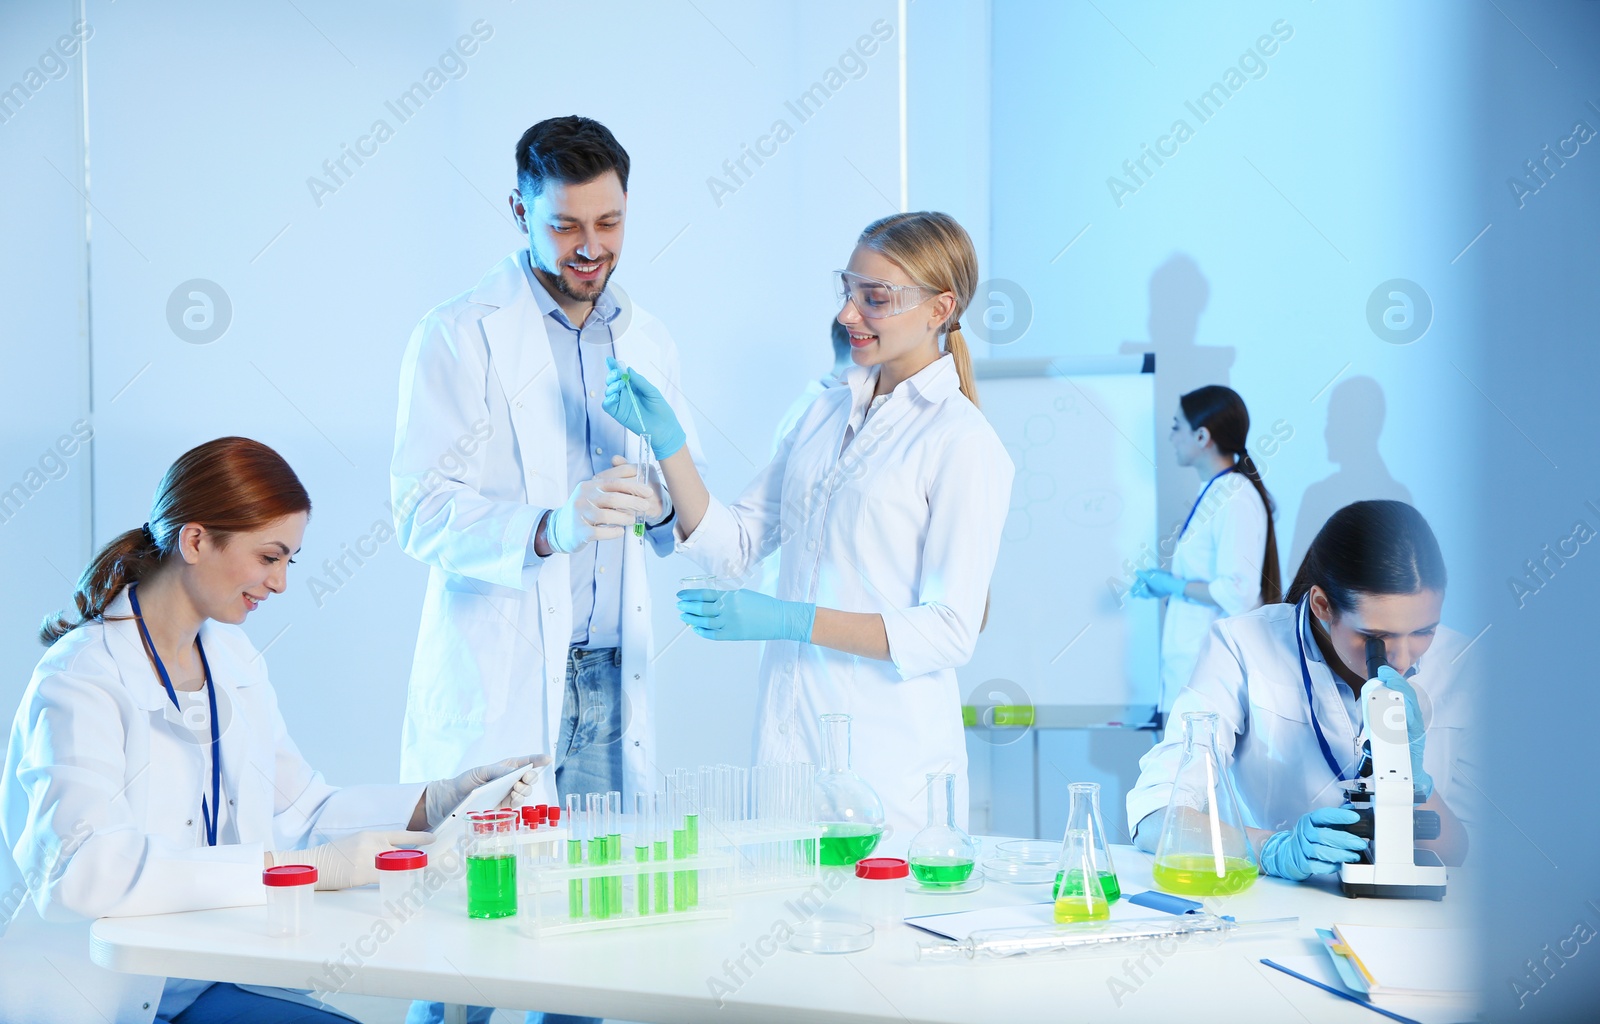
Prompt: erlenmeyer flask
<box><xmin>1152</xmin><ymin>711</ymin><xmax>1258</xmax><ymax>896</ymax></box>
<box><xmin>908</xmin><ymin>772</ymin><xmax>976</xmax><ymax>888</ymax></box>
<box><xmin>1052</xmin><ymin>829</ymin><xmax>1109</xmax><ymax>923</ymax></box>
<box><xmin>813</xmin><ymin>713</ymin><xmax>885</xmax><ymax>866</ymax></box>
<box><xmin>1053</xmin><ymin>782</ymin><xmax>1121</xmax><ymax>903</ymax></box>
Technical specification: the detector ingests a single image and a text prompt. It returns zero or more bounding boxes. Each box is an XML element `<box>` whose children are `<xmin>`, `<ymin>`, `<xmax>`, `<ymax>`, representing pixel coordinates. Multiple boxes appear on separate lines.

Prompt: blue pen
<box><xmin>1259</xmin><ymin>959</ymin><xmax>1423</xmax><ymax>1024</ymax></box>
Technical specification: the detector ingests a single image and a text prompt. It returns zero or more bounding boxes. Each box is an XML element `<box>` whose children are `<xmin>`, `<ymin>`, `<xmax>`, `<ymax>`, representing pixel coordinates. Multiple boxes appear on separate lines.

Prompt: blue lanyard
<box><xmin>1178</xmin><ymin>466</ymin><xmax>1235</xmax><ymax>539</ymax></box>
<box><xmin>1293</xmin><ymin>597</ymin><xmax>1358</xmax><ymax>784</ymax></box>
<box><xmin>128</xmin><ymin>583</ymin><xmax>221</xmax><ymax>847</ymax></box>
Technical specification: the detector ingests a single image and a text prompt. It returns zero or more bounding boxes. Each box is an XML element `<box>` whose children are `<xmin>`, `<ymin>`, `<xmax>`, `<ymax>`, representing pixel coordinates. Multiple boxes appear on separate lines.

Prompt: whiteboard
<box><xmin>963</xmin><ymin>356</ymin><xmax>1159</xmax><ymax>729</ymax></box>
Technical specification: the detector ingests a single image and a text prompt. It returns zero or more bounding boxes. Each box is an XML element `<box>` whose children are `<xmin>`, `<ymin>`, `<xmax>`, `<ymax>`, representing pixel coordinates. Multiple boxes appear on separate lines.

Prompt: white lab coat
<box><xmin>678</xmin><ymin>355</ymin><xmax>1014</xmax><ymax>845</ymax></box>
<box><xmin>0</xmin><ymin>589</ymin><xmax>424</xmax><ymax>1024</ymax></box>
<box><xmin>392</xmin><ymin>252</ymin><xmax>703</xmax><ymax>800</ymax></box>
<box><xmin>1159</xmin><ymin>471</ymin><xmax>1270</xmax><ymax>712</ymax></box>
<box><xmin>1127</xmin><ymin>601</ymin><xmax>1475</xmax><ymax>840</ymax></box>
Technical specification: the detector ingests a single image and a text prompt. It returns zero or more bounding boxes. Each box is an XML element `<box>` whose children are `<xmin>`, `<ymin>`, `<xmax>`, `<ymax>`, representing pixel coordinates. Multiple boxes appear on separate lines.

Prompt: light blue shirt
<box><xmin>522</xmin><ymin>252</ymin><xmax>627</xmax><ymax>649</ymax></box>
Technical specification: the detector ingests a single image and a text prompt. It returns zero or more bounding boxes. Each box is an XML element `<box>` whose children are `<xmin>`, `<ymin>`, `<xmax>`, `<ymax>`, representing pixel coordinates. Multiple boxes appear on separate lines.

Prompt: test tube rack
<box><xmin>520</xmin><ymin>764</ymin><xmax>821</xmax><ymax>936</ymax></box>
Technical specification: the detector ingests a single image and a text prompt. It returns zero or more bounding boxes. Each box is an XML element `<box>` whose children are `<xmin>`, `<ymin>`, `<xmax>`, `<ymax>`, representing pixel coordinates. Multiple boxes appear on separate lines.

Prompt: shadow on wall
<box><xmin>1288</xmin><ymin>375</ymin><xmax>1413</xmax><ymax>576</ymax></box>
<box><xmin>1119</xmin><ymin>253</ymin><xmax>1237</xmax><ymax>545</ymax></box>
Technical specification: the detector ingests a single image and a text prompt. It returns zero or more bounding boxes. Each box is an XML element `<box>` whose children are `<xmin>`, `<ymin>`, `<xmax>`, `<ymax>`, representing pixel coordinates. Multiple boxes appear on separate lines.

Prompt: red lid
<box><xmin>375</xmin><ymin>849</ymin><xmax>428</xmax><ymax>871</ymax></box>
<box><xmin>855</xmin><ymin>857</ymin><xmax>909</xmax><ymax>880</ymax></box>
<box><xmin>548</xmin><ymin>807</ymin><xmax>562</xmax><ymax>823</ymax></box>
<box><xmin>263</xmin><ymin>864</ymin><xmax>318</xmax><ymax>887</ymax></box>
<box><xmin>535</xmin><ymin>803</ymin><xmax>549</xmax><ymax>820</ymax></box>
<box><xmin>520</xmin><ymin>806</ymin><xmax>538</xmax><ymax>827</ymax></box>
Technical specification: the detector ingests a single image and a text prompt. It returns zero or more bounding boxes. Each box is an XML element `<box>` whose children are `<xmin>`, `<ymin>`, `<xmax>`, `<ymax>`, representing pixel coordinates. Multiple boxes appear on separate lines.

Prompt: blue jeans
<box><xmin>406</xmin><ymin>647</ymin><xmax>624</xmax><ymax>1024</ymax></box>
<box><xmin>161</xmin><ymin>984</ymin><xmax>352</xmax><ymax>1023</ymax></box>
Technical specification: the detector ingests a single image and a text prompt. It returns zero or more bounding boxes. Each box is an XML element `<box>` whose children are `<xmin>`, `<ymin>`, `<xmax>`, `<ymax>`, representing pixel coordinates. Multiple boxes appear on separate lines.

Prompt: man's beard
<box><xmin>531</xmin><ymin>250</ymin><xmax>615</xmax><ymax>303</ymax></box>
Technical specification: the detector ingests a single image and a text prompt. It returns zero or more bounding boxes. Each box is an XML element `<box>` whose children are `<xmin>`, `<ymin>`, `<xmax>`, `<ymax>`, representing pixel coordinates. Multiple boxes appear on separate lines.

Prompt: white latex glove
<box><xmin>545</xmin><ymin>468</ymin><xmax>650</xmax><ymax>554</ymax></box>
<box><xmin>272</xmin><ymin>830</ymin><xmax>435</xmax><ymax>891</ymax></box>
<box><xmin>423</xmin><ymin>754</ymin><xmax>551</xmax><ymax>830</ymax></box>
<box><xmin>608</xmin><ymin>455</ymin><xmax>666</xmax><ymax>524</ymax></box>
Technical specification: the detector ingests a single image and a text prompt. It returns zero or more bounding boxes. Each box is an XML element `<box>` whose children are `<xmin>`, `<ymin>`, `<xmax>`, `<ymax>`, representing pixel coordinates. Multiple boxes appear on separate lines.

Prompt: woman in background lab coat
<box><xmin>600</xmin><ymin>213</ymin><xmax>1014</xmax><ymax>845</ymax></box>
<box><xmin>0</xmin><ymin>438</ymin><xmax>541</xmax><ymax>1024</ymax></box>
<box><xmin>1132</xmin><ymin>385</ymin><xmax>1281</xmax><ymax>717</ymax></box>
<box><xmin>1125</xmin><ymin>500</ymin><xmax>1472</xmax><ymax>881</ymax></box>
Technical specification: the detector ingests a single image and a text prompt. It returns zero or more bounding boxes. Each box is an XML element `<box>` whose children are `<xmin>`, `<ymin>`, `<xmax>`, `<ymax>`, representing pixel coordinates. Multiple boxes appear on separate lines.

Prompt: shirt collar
<box><xmin>521</xmin><ymin>249</ymin><xmax>621</xmax><ymax>330</ymax></box>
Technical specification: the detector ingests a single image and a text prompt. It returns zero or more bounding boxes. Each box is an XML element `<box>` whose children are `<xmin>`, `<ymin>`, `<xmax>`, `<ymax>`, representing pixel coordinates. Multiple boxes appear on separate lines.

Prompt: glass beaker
<box><xmin>1053</xmin><ymin>829</ymin><xmax>1110</xmax><ymax>923</ymax></box>
<box><xmin>1152</xmin><ymin>712</ymin><xmax>1258</xmax><ymax>896</ymax></box>
<box><xmin>813</xmin><ymin>713</ymin><xmax>885</xmax><ymax>866</ymax></box>
<box><xmin>1053</xmin><ymin>782</ymin><xmax>1121</xmax><ymax>903</ymax></box>
<box><xmin>465</xmin><ymin>810</ymin><xmax>518</xmax><ymax>919</ymax></box>
<box><xmin>908</xmin><ymin>772</ymin><xmax>976</xmax><ymax>888</ymax></box>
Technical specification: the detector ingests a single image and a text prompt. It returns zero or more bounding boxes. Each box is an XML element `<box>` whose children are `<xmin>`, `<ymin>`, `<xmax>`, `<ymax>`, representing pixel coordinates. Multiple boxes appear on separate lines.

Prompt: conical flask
<box><xmin>908</xmin><ymin>772</ymin><xmax>976</xmax><ymax>888</ymax></box>
<box><xmin>1152</xmin><ymin>711</ymin><xmax>1258</xmax><ymax>896</ymax></box>
<box><xmin>812</xmin><ymin>713</ymin><xmax>886</xmax><ymax>866</ymax></box>
<box><xmin>1053</xmin><ymin>782</ymin><xmax>1121</xmax><ymax>903</ymax></box>
<box><xmin>1052</xmin><ymin>829</ymin><xmax>1109</xmax><ymax>923</ymax></box>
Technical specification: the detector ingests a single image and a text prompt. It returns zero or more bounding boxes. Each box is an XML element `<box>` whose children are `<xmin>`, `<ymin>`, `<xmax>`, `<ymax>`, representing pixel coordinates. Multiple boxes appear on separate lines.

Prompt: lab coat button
<box><xmin>594</xmin><ymin>446</ymin><xmax>603</xmax><ymax>455</ymax></box>
<box><xmin>185</xmin><ymin>819</ymin><xmax>193</xmax><ymax>826</ymax></box>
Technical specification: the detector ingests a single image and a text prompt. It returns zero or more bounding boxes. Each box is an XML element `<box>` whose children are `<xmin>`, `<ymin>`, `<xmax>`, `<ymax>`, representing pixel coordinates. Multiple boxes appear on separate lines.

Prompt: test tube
<box><xmin>634</xmin><ymin>793</ymin><xmax>651</xmax><ymax>916</ymax></box>
<box><xmin>607</xmin><ymin>791</ymin><xmax>623</xmax><ymax>917</ymax></box>
<box><xmin>587</xmin><ymin>794</ymin><xmax>608</xmax><ymax>919</ymax></box>
<box><xmin>565</xmin><ymin>793</ymin><xmax>583</xmax><ymax>920</ymax></box>
<box><xmin>652</xmin><ymin>790</ymin><xmax>670</xmax><ymax>914</ymax></box>
<box><xmin>632</xmin><ymin>435</ymin><xmax>654</xmax><ymax>539</ymax></box>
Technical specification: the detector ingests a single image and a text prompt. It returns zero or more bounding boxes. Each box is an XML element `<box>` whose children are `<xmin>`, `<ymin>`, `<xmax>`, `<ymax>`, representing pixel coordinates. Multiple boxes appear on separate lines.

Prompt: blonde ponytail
<box><xmin>943</xmin><ymin>321</ymin><xmax>980</xmax><ymax>408</ymax></box>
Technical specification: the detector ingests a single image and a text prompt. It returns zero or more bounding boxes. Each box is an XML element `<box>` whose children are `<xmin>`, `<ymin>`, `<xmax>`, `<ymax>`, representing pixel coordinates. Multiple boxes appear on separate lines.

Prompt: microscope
<box><xmin>1334</xmin><ymin>638</ymin><xmax>1448</xmax><ymax>900</ymax></box>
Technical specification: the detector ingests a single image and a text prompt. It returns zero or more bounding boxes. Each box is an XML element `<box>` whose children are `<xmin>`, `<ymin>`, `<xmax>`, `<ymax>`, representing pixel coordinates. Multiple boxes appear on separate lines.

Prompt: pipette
<box><xmin>915</xmin><ymin>914</ymin><xmax>1298</xmax><ymax>962</ymax></box>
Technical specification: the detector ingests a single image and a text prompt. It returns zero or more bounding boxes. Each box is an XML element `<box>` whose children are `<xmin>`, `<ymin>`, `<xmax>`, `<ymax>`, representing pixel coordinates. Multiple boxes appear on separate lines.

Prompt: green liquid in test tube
<box><xmin>607</xmin><ymin>792</ymin><xmax>623</xmax><ymax>917</ymax></box>
<box><xmin>565</xmin><ymin>794</ymin><xmax>583</xmax><ymax>921</ymax></box>
<box><xmin>685</xmin><ymin>811</ymin><xmax>699</xmax><ymax>908</ymax></box>
<box><xmin>634</xmin><ymin>793</ymin><xmax>651</xmax><ymax>916</ymax></box>
<box><xmin>653</xmin><ymin>838</ymin><xmax>669</xmax><ymax>913</ymax></box>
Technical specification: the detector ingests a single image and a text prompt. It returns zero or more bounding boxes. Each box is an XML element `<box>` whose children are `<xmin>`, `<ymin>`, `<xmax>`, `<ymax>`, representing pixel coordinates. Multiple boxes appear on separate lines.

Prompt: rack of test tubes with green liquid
<box><xmin>521</xmin><ymin>764</ymin><xmax>821</xmax><ymax>936</ymax></box>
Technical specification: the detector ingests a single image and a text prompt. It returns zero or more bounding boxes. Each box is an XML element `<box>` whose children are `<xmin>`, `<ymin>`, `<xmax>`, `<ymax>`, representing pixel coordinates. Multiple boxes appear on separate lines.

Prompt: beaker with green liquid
<box><xmin>1052</xmin><ymin>782</ymin><xmax>1121</xmax><ymax>904</ymax></box>
<box><xmin>908</xmin><ymin>772</ymin><xmax>976</xmax><ymax>888</ymax></box>
<box><xmin>1053</xmin><ymin>829</ymin><xmax>1109</xmax><ymax>923</ymax></box>
<box><xmin>1151</xmin><ymin>711</ymin><xmax>1259</xmax><ymax>897</ymax></box>
<box><xmin>465</xmin><ymin>810</ymin><xmax>518</xmax><ymax>920</ymax></box>
<box><xmin>812</xmin><ymin>713</ymin><xmax>885</xmax><ymax>866</ymax></box>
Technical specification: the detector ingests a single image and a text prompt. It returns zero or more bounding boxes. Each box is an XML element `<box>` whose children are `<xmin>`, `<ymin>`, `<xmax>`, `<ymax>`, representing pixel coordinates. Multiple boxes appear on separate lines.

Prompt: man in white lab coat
<box><xmin>391</xmin><ymin>115</ymin><xmax>703</xmax><ymax>825</ymax></box>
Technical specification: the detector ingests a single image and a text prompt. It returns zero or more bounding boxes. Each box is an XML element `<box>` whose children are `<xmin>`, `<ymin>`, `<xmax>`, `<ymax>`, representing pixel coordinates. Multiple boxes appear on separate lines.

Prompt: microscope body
<box><xmin>1337</xmin><ymin>678</ymin><xmax>1448</xmax><ymax>900</ymax></box>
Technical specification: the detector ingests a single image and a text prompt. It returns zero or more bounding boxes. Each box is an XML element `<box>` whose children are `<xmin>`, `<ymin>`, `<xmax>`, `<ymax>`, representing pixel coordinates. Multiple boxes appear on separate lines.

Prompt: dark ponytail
<box><xmin>40</xmin><ymin>437</ymin><xmax>311</xmax><ymax>645</ymax></box>
<box><xmin>1178</xmin><ymin>385</ymin><xmax>1282</xmax><ymax>604</ymax></box>
<box><xmin>1287</xmin><ymin>500</ymin><xmax>1446</xmax><ymax>611</ymax></box>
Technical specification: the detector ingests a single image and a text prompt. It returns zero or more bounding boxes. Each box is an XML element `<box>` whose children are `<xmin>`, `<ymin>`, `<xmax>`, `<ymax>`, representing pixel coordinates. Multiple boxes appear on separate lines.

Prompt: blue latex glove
<box><xmin>1258</xmin><ymin>806</ymin><xmax>1369</xmax><ymax>881</ymax></box>
<box><xmin>1131</xmin><ymin>569</ymin><xmax>1186</xmax><ymax>600</ymax></box>
<box><xmin>677</xmin><ymin>588</ymin><xmax>816</xmax><ymax>643</ymax></box>
<box><xmin>1373</xmin><ymin>665</ymin><xmax>1434</xmax><ymax>802</ymax></box>
<box><xmin>602</xmin><ymin>357</ymin><xmax>687</xmax><ymax>459</ymax></box>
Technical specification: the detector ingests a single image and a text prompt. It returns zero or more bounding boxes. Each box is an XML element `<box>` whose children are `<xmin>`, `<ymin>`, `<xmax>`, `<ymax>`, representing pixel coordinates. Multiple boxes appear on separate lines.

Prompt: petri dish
<box><xmin>785</xmin><ymin>920</ymin><xmax>875</xmax><ymax>955</ymax></box>
<box><xmin>982</xmin><ymin>839</ymin><xmax>1059</xmax><ymax>885</ymax></box>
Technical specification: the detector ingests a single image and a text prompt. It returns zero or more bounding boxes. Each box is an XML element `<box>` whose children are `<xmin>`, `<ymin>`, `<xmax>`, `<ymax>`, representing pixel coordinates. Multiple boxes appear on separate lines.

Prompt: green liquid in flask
<box><xmin>1151</xmin><ymin>855</ymin><xmax>1258</xmax><ymax>896</ymax></box>
<box><xmin>632</xmin><ymin>522</ymin><xmax>645</xmax><ymax>538</ymax></box>
<box><xmin>1053</xmin><ymin>891</ymin><xmax>1110</xmax><ymax>923</ymax></box>
<box><xmin>1052</xmin><ymin>868</ymin><xmax>1121</xmax><ymax>904</ymax></box>
<box><xmin>672</xmin><ymin>827</ymin><xmax>689</xmax><ymax>911</ymax></box>
<box><xmin>910</xmin><ymin>856</ymin><xmax>975</xmax><ymax>887</ymax></box>
<box><xmin>589</xmin><ymin>837</ymin><xmax>609</xmax><ymax>919</ymax></box>
<box><xmin>465</xmin><ymin>854</ymin><xmax>517</xmax><ymax>919</ymax></box>
<box><xmin>819</xmin><ymin>823</ymin><xmax>883</xmax><ymax>865</ymax></box>
<box><xmin>606</xmin><ymin>832</ymin><xmax>622</xmax><ymax>917</ymax></box>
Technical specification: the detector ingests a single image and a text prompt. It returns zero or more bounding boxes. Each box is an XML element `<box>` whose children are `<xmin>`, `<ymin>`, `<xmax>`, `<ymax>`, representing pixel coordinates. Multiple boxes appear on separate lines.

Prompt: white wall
<box><xmin>0</xmin><ymin>0</ymin><xmax>93</xmax><ymax>726</ymax></box>
<box><xmin>18</xmin><ymin>0</ymin><xmax>902</xmax><ymax>785</ymax></box>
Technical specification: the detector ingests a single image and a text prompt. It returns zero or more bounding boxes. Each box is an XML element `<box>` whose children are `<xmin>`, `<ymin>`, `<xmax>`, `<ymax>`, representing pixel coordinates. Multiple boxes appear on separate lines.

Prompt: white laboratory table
<box><xmin>90</xmin><ymin>842</ymin><xmax>1473</xmax><ymax>1023</ymax></box>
